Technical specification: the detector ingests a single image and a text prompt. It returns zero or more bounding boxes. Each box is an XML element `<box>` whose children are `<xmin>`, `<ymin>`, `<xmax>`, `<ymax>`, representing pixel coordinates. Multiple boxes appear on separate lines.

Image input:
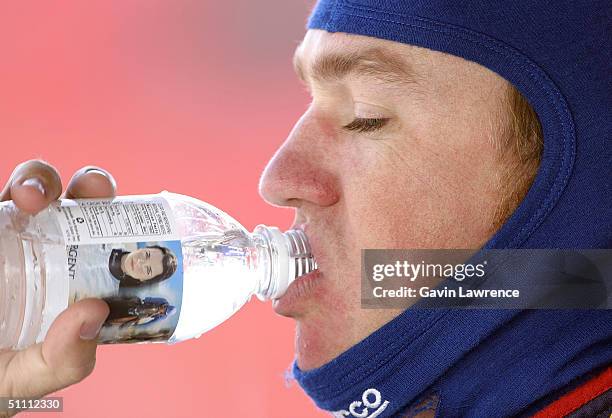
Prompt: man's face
<box><xmin>259</xmin><ymin>29</ymin><xmax>511</xmax><ymax>370</ymax></box>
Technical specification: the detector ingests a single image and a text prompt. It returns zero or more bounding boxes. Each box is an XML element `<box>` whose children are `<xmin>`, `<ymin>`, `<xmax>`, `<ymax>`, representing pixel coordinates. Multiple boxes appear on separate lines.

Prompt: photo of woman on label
<box><xmin>67</xmin><ymin>243</ymin><xmax>180</xmax><ymax>304</ymax></box>
<box><xmin>68</xmin><ymin>239</ymin><xmax>184</xmax><ymax>345</ymax></box>
<box><xmin>108</xmin><ymin>245</ymin><xmax>178</xmax><ymax>287</ymax></box>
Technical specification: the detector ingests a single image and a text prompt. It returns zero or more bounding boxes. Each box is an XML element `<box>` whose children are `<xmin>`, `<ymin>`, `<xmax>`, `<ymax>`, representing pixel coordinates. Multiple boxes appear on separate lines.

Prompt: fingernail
<box><xmin>84</xmin><ymin>168</ymin><xmax>109</xmax><ymax>178</ymax></box>
<box><xmin>83</xmin><ymin>167</ymin><xmax>117</xmax><ymax>190</ymax></box>
<box><xmin>79</xmin><ymin>319</ymin><xmax>105</xmax><ymax>340</ymax></box>
<box><xmin>20</xmin><ymin>177</ymin><xmax>46</xmax><ymax>196</ymax></box>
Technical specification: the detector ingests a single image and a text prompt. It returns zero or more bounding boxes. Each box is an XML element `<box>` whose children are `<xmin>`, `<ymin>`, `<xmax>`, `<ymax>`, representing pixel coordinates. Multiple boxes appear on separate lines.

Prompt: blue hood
<box><xmin>292</xmin><ymin>1</ymin><xmax>612</xmax><ymax>416</ymax></box>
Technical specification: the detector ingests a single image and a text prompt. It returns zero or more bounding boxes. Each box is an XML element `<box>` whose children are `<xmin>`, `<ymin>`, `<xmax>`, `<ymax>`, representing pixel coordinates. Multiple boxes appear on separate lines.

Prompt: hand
<box><xmin>0</xmin><ymin>160</ymin><xmax>116</xmax><ymax>417</ymax></box>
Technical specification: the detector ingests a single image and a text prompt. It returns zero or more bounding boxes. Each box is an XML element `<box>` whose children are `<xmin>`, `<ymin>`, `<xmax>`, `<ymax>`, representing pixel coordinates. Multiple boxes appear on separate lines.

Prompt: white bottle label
<box><xmin>53</xmin><ymin>195</ymin><xmax>179</xmax><ymax>244</ymax></box>
<box><xmin>51</xmin><ymin>196</ymin><xmax>184</xmax><ymax>344</ymax></box>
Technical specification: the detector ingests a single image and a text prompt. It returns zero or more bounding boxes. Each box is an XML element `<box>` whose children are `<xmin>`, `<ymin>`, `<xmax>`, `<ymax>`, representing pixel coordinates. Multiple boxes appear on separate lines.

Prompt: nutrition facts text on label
<box><xmin>55</xmin><ymin>197</ymin><xmax>179</xmax><ymax>244</ymax></box>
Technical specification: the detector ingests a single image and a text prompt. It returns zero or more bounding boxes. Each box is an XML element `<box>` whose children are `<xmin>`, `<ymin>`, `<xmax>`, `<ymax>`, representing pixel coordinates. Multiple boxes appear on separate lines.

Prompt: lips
<box><xmin>273</xmin><ymin>269</ymin><xmax>323</xmax><ymax>316</ymax></box>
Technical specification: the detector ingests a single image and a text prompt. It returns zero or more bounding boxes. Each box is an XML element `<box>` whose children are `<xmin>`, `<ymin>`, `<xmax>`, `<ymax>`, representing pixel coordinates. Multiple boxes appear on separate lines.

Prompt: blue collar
<box><xmin>292</xmin><ymin>308</ymin><xmax>612</xmax><ymax>416</ymax></box>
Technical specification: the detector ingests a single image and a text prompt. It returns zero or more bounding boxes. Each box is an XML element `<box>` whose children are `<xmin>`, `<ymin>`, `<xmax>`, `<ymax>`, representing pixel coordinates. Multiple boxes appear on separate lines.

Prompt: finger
<box><xmin>64</xmin><ymin>166</ymin><xmax>117</xmax><ymax>199</ymax></box>
<box><xmin>3</xmin><ymin>299</ymin><xmax>109</xmax><ymax>399</ymax></box>
<box><xmin>0</xmin><ymin>160</ymin><xmax>62</xmax><ymax>215</ymax></box>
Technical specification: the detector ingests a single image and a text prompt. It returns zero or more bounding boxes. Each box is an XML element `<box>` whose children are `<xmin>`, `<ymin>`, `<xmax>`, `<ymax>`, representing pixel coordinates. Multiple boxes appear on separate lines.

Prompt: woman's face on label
<box><xmin>123</xmin><ymin>248</ymin><xmax>164</xmax><ymax>280</ymax></box>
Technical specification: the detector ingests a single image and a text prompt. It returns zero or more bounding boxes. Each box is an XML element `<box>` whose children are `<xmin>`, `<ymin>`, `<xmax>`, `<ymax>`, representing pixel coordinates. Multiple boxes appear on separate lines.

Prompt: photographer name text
<box><xmin>372</xmin><ymin>286</ymin><xmax>520</xmax><ymax>298</ymax></box>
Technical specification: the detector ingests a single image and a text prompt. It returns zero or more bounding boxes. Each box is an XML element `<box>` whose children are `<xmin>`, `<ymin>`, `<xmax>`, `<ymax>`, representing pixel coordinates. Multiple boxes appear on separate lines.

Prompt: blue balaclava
<box><xmin>291</xmin><ymin>1</ymin><xmax>612</xmax><ymax>417</ymax></box>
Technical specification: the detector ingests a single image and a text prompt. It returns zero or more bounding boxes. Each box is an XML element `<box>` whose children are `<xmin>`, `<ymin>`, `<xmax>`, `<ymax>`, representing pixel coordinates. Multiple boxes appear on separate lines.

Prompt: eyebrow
<box><xmin>293</xmin><ymin>47</ymin><xmax>419</xmax><ymax>87</ymax></box>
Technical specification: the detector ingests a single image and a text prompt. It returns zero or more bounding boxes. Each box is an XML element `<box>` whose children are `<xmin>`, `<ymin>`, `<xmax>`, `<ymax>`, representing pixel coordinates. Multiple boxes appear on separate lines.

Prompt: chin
<box><xmin>290</xmin><ymin>291</ymin><xmax>359</xmax><ymax>370</ymax></box>
<box><xmin>290</xmin><ymin>292</ymin><xmax>405</xmax><ymax>371</ymax></box>
<box><xmin>271</xmin><ymin>239</ymin><xmax>363</xmax><ymax>368</ymax></box>
<box><xmin>294</xmin><ymin>318</ymin><xmax>342</xmax><ymax>370</ymax></box>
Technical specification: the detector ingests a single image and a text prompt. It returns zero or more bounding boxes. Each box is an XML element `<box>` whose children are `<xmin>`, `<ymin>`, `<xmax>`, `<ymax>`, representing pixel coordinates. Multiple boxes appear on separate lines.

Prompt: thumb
<box><xmin>5</xmin><ymin>299</ymin><xmax>109</xmax><ymax>399</ymax></box>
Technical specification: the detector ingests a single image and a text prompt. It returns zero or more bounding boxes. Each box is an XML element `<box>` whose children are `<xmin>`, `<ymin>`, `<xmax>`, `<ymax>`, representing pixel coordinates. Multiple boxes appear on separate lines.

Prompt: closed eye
<box><xmin>343</xmin><ymin>117</ymin><xmax>389</xmax><ymax>133</ymax></box>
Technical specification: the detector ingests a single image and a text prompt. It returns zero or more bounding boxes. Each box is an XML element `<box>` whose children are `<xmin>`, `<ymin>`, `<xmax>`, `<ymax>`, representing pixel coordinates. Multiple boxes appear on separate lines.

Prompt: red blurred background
<box><xmin>1</xmin><ymin>1</ymin><xmax>328</xmax><ymax>417</ymax></box>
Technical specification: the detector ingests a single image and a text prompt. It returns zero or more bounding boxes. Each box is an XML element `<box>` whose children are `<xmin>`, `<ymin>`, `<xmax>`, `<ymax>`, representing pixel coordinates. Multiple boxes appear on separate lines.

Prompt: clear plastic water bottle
<box><xmin>0</xmin><ymin>192</ymin><xmax>316</xmax><ymax>349</ymax></box>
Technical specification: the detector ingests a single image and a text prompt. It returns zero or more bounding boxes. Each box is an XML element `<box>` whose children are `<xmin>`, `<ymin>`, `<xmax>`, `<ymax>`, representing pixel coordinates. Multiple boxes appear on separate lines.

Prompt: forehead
<box><xmin>294</xmin><ymin>29</ymin><xmax>428</xmax><ymax>90</ymax></box>
<box><xmin>295</xmin><ymin>29</ymin><xmax>510</xmax><ymax>99</ymax></box>
<box><xmin>294</xmin><ymin>29</ymin><xmax>425</xmax><ymax>74</ymax></box>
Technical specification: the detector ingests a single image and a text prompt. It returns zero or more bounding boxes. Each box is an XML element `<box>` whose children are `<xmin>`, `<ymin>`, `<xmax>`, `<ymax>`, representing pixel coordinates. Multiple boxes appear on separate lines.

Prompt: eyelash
<box><xmin>343</xmin><ymin>117</ymin><xmax>389</xmax><ymax>133</ymax></box>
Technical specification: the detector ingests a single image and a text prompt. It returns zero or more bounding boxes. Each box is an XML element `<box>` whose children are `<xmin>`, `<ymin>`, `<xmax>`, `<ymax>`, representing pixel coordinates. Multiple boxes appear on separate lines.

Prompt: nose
<box><xmin>259</xmin><ymin>110</ymin><xmax>340</xmax><ymax>209</ymax></box>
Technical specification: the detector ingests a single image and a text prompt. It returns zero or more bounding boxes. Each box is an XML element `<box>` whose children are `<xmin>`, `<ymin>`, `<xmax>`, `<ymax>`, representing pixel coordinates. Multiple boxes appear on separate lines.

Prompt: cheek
<box><xmin>345</xmin><ymin>187</ymin><xmax>420</xmax><ymax>249</ymax></box>
<box><xmin>341</xmin><ymin>138</ymin><xmax>500</xmax><ymax>249</ymax></box>
<box><xmin>340</xmin><ymin>142</ymin><xmax>427</xmax><ymax>248</ymax></box>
